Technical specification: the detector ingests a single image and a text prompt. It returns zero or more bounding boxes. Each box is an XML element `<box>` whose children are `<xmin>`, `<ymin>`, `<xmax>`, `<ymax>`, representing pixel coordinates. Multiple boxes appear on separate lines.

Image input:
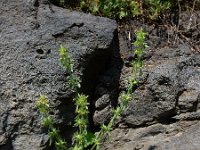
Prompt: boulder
<box><xmin>0</xmin><ymin>0</ymin><xmax>117</xmax><ymax>149</ymax></box>
<box><xmin>102</xmin><ymin>120</ymin><xmax>200</xmax><ymax>150</ymax></box>
<box><xmin>123</xmin><ymin>45</ymin><xmax>200</xmax><ymax>127</ymax></box>
<box><xmin>101</xmin><ymin>45</ymin><xmax>200</xmax><ymax>150</ymax></box>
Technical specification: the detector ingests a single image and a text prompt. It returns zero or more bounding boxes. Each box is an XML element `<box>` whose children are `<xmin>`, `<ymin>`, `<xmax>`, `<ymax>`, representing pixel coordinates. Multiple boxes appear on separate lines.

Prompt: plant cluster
<box><xmin>144</xmin><ymin>0</ymin><xmax>172</xmax><ymax>19</ymax></box>
<box><xmin>59</xmin><ymin>45</ymin><xmax>80</xmax><ymax>91</ymax></box>
<box><xmin>58</xmin><ymin>0</ymin><xmax>174</xmax><ymax>19</ymax></box>
<box><xmin>36</xmin><ymin>45</ymin><xmax>92</xmax><ymax>150</ymax></box>
<box><xmin>92</xmin><ymin>29</ymin><xmax>148</xmax><ymax>150</ymax></box>
<box><xmin>57</xmin><ymin>46</ymin><xmax>91</xmax><ymax>150</ymax></box>
<box><xmin>36</xmin><ymin>29</ymin><xmax>147</xmax><ymax>149</ymax></box>
<box><xmin>79</xmin><ymin>0</ymin><xmax>141</xmax><ymax>19</ymax></box>
<box><xmin>129</xmin><ymin>28</ymin><xmax>148</xmax><ymax>91</ymax></box>
<box><xmin>36</xmin><ymin>95</ymin><xmax>67</xmax><ymax>150</ymax></box>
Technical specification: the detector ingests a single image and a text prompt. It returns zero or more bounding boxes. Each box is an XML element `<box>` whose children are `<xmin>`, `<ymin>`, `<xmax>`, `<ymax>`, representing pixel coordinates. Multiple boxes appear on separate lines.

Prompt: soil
<box><xmin>118</xmin><ymin>4</ymin><xmax>200</xmax><ymax>61</ymax></box>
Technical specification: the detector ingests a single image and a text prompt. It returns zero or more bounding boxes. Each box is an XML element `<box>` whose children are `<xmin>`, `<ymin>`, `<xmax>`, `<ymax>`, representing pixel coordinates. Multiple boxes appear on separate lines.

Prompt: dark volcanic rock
<box><xmin>0</xmin><ymin>0</ymin><xmax>117</xmax><ymax>149</ymax></box>
<box><xmin>123</xmin><ymin>45</ymin><xmax>200</xmax><ymax>127</ymax></box>
<box><xmin>102</xmin><ymin>121</ymin><xmax>200</xmax><ymax>150</ymax></box>
<box><xmin>101</xmin><ymin>45</ymin><xmax>200</xmax><ymax>150</ymax></box>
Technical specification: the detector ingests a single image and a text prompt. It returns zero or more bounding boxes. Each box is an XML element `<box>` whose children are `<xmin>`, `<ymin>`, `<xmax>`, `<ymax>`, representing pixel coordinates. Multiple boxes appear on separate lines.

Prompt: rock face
<box><xmin>123</xmin><ymin>45</ymin><xmax>200</xmax><ymax>126</ymax></box>
<box><xmin>102</xmin><ymin>120</ymin><xmax>200</xmax><ymax>150</ymax></box>
<box><xmin>102</xmin><ymin>45</ymin><xmax>200</xmax><ymax>150</ymax></box>
<box><xmin>0</xmin><ymin>0</ymin><xmax>117</xmax><ymax>149</ymax></box>
<box><xmin>1</xmin><ymin>1</ymin><xmax>200</xmax><ymax>150</ymax></box>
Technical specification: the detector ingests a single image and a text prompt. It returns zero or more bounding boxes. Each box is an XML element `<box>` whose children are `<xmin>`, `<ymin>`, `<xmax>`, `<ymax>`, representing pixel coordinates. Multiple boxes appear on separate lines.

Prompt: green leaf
<box><xmin>84</xmin><ymin>132</ymin><xmax>95</xmax><ymax>147</ymax></box>
<box><xmin>74</xmin><ymin>116</ymin><xmax>88</xmax><ymax>128</ymax></box>
<box><xmin>101</xmin><ymin>124</ymin><xmax>112</xmax><ymax>132</ymax></box>
<box><xmin>41</xmin><ymin>116</ymin><xmax>54</xmax><ymax>127</ymax></box>
<box><xmin>120</xmin><ymin>92</ymin><xmax>132</xmax><ymax>103</ymax></box>
<box><xmin>55</xmin><ymin>139</ymin><xmax>67</xmax><ymax>150</ymax></box>
<box><xmin>74</xmin><ymin>94</ymin><xmax>89</xmax><ymax>108</ymax></box>
<box><xmin>36</xmin><ymin>95</ymin><xmax>49</xmax><ymax>114</ymax></box>
<box><xmin>73</xmin><ymin>132</ymin><xmax>84</xmax><ymax>143</ymax></box>
<box><xmin>48</xmin><ymin>128</ymin><xmax>60</xmax><ymax>145</ymax></box>
<box><xmin>59</xmin><ymin>45</ymin><xmax>73</xmax><ymax>74</ymax></box>
<box><xmin>113</xmin><ymin>107</ymin><xmax>122</xmax><ymax>117</ymax></box>
<box><xmin>119</xmin><ymin>10</ymin><xmax>126</xmax><ymax>19</ymax></box>
<box><xmin>67</xmin><ymin>75</ymin><xmax>81</xmax><ymax>90</ymax></box>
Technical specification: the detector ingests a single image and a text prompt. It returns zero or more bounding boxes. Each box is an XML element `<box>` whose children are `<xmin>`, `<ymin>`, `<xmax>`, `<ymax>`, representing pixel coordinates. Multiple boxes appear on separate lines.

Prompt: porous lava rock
<box><xmin>101</xmin><ymin>45</ymin><xmax>200</xmax><ymax>150</ymax></box>
<box><xmin>0</xmin><ymin>0</ymin><xmax>117</xmax><ymax>149</ymax></box>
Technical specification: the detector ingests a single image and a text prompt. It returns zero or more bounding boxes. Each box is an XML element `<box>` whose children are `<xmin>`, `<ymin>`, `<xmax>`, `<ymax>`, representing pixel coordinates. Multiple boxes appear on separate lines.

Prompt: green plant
<box><xmin>59</xmin><ymin>46</ymin><xmax>95</xmax><ymax>150</ymax></box>
<box><xmin>88</xmin><ymin>90</ymin><xmax>133</xmax><ymax>150</ymax></box>
<box><xmin>36</xmin><ymin>95</ymin><xmax>67</xmax><ymax>150</ymax></box>
<box><xmin>99</xmin><ymin>0</ymin><xmax>141</xmax><ymax>19</ymax></box>
<box><xmin>36</xmin><ymin>45</ymin><xmax>78</xmax><ymax>150</ymax></box>
<box><xmin>60</xmin><ymin>45</ymin><xmax>94</xmax><ymax>150</ymax></box>
<box><xmin>129</xmin><ymin>28</ymin><xmax>148</xmax><ymax>93</ymax></box>
<box><xmin>59</xmin><ymin>45</ymin><xmax>80</xmax><ymax>91</ymax></box>
<box><xmin>59</xmin><ymin>45</ymin><xmax>73</xmax><ymax>75</ymax></box>
<box><xmin>72</xmin><ymin>94</ymin><xmax>95</xmax><ymax>150</ymax></box>
<box><xmin>59</xmin><ymin>0</ymin><xmax>65</xmax><ymax>6</ymax></box>
<box><xmin>90</xmin><ymin>29</ymin><xmax>148</xmax><ymax>150</ymax></box>
<box><xmin>36</xmin><ymin>29</ymin><xmax>147</xmax><ymax>149</ymax></box>
<box><xmin>67</xmin><ymin>75</ymin><xmax>81</xmax><ymax>91</ymax></box>
<box><xmin>78</xmin><ymin>0</ymin><xmax>142</xmax><ymax>19</ymax></box>
<box><xmin>132</xmin><ymin>29</ymin><xmax>148</xmax><ymax>70</ymax></box>
<box><xmin>145</xmin><ymin>0</ymin><xmax>172</xmax><ymax>19</ymax></box>
<box><xmin>75</xmin><ymin>0</ymin><xmax>173</xmax><ymax>19</ymax></box>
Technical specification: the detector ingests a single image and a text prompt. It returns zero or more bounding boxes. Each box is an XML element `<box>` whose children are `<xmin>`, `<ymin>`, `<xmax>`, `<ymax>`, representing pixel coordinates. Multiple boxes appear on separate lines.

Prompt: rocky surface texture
<box><xmin>1</xmin><ymin>0</ymin><xmax>200</xmax><ymax>150</ymax></box>
<box><xmin>0</xmin><ymin>0</ymin><xmax>117</xmax><ymax>149</ymax></box>
<box><xmin>101</xmin><ymin>45</ymin><xmax>200</xmax><ymax>150</ymax></box>
<box><xmin>123</xmin><ymin>45</ymin><xmax>200</xmax><ymax>127</ymax></box>
<box><xmin>103</xmin><ymin>120</ymin><xmax>200</xmax><ymax>150</ymax></box>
